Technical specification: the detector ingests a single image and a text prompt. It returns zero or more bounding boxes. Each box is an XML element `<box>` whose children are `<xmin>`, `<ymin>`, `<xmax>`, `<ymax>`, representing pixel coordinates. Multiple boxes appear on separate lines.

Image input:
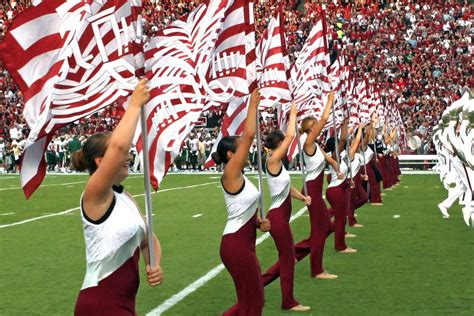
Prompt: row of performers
<box><xmin>433</xmin><ymin>89</ymin><xmax>473</xmax><ymax>226</ymax></box>
<box><xmin>71</xmin><ymin>81</ymin><xmax>401</xmax><ymax>315</ymax></box>
<box><xmin>211</xmin><ymin>89</ymin><xmax>401</xmax><ymax>314</ymax></box>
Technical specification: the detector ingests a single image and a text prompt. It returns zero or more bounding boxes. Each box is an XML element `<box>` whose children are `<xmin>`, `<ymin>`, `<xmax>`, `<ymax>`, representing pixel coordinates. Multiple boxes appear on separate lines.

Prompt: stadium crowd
<box><xmin>0</xmin><ymin>0</ymin><xmax>472</xmax><ymax>172</ymax></box>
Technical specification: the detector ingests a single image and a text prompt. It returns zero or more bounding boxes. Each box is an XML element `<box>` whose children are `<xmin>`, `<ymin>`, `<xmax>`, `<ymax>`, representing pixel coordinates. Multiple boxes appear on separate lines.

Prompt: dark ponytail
<box><xmin>264</xmin><ymin>130</ymin><xmax>285</xmax><ymax>150</ymax></box>
<box><xmin>212</xmin><ymin>136</ymin><xmax>239</xmax><ymax>165</ymax></box>
<box><xmin>71</xmin><ymin>132</ymin><xmax>111</xmax><ymax>174</ymax></box>
<box><xmin>324</xmin><ymin>137</ymin><xmax>336</xmax><ymax>153</ymax></box>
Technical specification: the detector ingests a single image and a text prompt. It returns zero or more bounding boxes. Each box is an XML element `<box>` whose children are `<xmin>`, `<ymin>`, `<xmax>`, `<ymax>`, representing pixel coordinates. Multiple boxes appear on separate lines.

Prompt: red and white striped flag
<box><xmin>0</xmin><ymin>0</ymin><xmax>143</xmax><ymax>198</ymax></box>
<box><xmin>204</xmin><ymin>96</ymin><xmax>249</xmax><ymax>168</ymax></box>
<box><xmin>206</xmin><ymin>0</ymin><xmax>256</xmax><ymax>102</ymax></box>
<box><xmin>256</xmin><ymin>7</ymin><xmax>291</xmax><ymax>109</ymax></box>
<box><xmin>137</xmin><ymin>0</ymin><xmax>256</xmax><ymax>190</ymax></box>
<box><xmin>290</xmin><ymin>13</ymin><xmax>331</xmax><ymax>108</ymax></box>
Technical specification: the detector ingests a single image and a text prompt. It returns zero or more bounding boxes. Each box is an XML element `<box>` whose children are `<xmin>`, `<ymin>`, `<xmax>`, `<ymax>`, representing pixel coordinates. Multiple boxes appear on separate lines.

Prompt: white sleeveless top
<box><xmin>328</xmin><ymin>156</ymin><xmax>348</xmax><ymax>188</ymax></box>
<box><xmin>266</xmin><ymin>161</ymin><xmax>291</xmax><ymax>210</ymax></box>
<box><xmin>350</xmin><ymin>152</ymin><xmax>362</xmax><ymax>175</ymax></box>
<box><xmin>222</xmin><ymin>175</ymin><xmax>260</xmax><ymax>235</ymax></box>
<box><xmin>363</xmin><ymin>147</ymin><xmax>374</xmax><ymax>165</ymax></box>
<box><xmin>303</xmin><ymin>144</ymin><xmax>326</xmax><ymax>182</ymax></box>
<box><xmin>80</xmin><ymin>188</ymin><xmax>146</xmax><ymax>290</ymax></box>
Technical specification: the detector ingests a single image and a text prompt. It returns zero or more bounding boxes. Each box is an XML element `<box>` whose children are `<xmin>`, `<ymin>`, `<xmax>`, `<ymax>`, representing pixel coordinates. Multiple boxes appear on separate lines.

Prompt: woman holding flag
<box><xmin>73</xmin><ymin>79</ymin><xmax>163</xmax><ymax>315</ymax></box>
<box><xmin>296</xmin><ymin>91</ymin><xmax>341</xmax><ymax>279</ymax></box>
<box><xmin>325</xmin><ymin>122</ymin><xmax>364</xmax><ymax>253</ymax></box>
<box><xmin>262</xmin><ymin>103</ymin><xmax>311</xmax><ymax>312</ymax></box>
<box><xmin>211</xmin><ymin>89</ymin><xmax>271</xmax><ymax>316</ymax></box>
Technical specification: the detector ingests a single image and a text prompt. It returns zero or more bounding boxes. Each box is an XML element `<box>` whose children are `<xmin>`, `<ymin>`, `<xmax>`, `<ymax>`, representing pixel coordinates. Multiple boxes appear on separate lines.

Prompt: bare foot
<box><xmin>339</xmin><ymin>247</ymin><xmax>358</xmax><ymax>253</ymax></box>
<box><xmin>290</xmin><ymin>304</ymin><xmax>311</xmax><ymax>312</ymax></box>
<box><xmin>315</xmin><ymin>271</ymin><xmax>338</xmax><ymax>279</ymax></box>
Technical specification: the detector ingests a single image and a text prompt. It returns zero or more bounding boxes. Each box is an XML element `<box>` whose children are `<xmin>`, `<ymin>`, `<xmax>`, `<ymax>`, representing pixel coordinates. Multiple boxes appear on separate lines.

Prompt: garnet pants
<box><xmin>327</xmin><ymin>181</ymin><xmax>350</xmax><ymax>251</ymax></box>
<box><xmin>221</xmin><ymin>214</ymin><xmax>264</xmax><ymax>316</ymax></box>
<box><xmin>377</xmin><ymin>155</ymin><xmax>390</xmax><ymax>189</ymax></box>
<box><xmin>261</xmin><ymin>194</ymin><xmax>299</xmax><ymax>310</ymax></box>
<box><xmin>367</xmin><ymin>159</ymin><xmax>383</xmax><ymax>203</ymax></box>
<box><xmin>263</xmin><ymin>172</ymin><xmax>330</xmax><ymax>280</ymax></box>
<box><xmin>348</xmin><ymin>172</ymin><xmax>368</xmax><ymax>226</ymax></box>
<box><xmin>75</xmin><ymin>249</ymin><xmax>140</xmax><ymax>316</ymax></box>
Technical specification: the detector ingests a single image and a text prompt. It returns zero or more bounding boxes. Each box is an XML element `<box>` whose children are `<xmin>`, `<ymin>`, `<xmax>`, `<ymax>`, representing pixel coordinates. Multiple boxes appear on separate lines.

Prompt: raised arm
<box><xmin>83</xmin><ymin>79</ymin><xmax>150</xmax><ymax>220</ymax></box>
<box><xmin>268</xmin><ymin>103</ymin><xmax>297</xmax><ymax>165</ymax></box>
<box><xmin>304</xmin><ymin>91</ymin><xmax>335</xmax><ymax>152</ymax></box>
<box><xmin>337</xmin><ymin>117</ymin><xmax>349</xmax><ymax>155</ymax></box>
<box><xmin>349</xmin><ymin>124</ymin><xmax>364</xmax><ymax>160</ymax></box>
<box><xmin>223</xmin><ymin>89</ymin><xmax>259</xmax><ymax>192</ymax></box>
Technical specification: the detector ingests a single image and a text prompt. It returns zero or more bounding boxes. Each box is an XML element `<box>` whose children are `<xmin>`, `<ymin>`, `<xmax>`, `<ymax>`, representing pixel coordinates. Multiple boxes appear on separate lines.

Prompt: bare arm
<box><xmin>291</xmin><ymin>186</ymin><xmax>311</xmax><ymax>205</ymax></box>
<box><xmin>267</xmin><ymin>104</ymin><xmax>297</xmax><ymax>173</ymax></box>
<box><xmin>321</xmin><ymin>146</ymin><xmax>340</xmax><ymax>173</ymax></box>
<box><xmin>336</xmin><ymin>117</ymin><xmax>349</xmax><ymax>157</ymax></box>
<box><xmin>349</xmin><ymin>125</ymin><xmax>364</xmax><ymax>160</ymax></box>
<box><xmin>83</xmin><ymin>79</ymin><xmax>150</xmax><ymax>221</ymax></box>
<box><xmin>304</xmin><ymin>91</ymin><xmax>335</xmax><ymax>154</ymax></box>
<box><xmin>222</xmin><ymin>89</ymin><xmax>259</xmax><ymax>193</ymax></box>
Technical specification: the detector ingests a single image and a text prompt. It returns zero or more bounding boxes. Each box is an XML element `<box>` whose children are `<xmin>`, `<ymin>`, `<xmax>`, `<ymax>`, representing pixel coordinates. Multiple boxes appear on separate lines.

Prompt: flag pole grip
<box><xmin>140</xmin><ymin>107</ymin><xmax>155</xmax><ymax>267</ymax></box>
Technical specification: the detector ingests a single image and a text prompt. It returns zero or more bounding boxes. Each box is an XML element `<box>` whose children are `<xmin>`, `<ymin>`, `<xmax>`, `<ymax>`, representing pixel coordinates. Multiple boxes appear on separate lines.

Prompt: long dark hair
<box><xmin>71</xmin><ymin>132</ymin><xmax>111</xmax><ymax>174</ymax></box>
<box><xmin>211</xmin><ymin>136</ymin><xmax>239</xmax><ymax>165</ymax></box>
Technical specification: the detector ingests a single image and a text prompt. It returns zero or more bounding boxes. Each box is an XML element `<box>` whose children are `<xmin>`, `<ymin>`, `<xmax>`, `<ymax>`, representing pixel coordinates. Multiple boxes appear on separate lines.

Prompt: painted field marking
<box><xmin>0</xmin><ymin>212</ymin><xmax>14</xmax><ymax>216</ymax></box>
<box><xmin>192</xmin><ymin>214</ymin><xmax>203</xmax><ymax>218</ymax></box>
<box><xmin>147</xmin><ymin>206</ymin><xmax>308</xmax><ymax>316</ymax></box>
<box><xmin>0</xmin><ymin>181</ymin><xmax>85</xmax><ymax>191</ymax></box>
<box><xmin>0</xmin><ymin>181</ymin><xmax>218</xmax><ymax>229</ymax></box>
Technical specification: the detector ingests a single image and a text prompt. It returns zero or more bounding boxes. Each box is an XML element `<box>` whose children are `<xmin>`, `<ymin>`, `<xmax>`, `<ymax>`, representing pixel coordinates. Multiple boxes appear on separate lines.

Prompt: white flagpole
<box><xmin>333</xmin><ymin>108</ymin><xmax>341</xmax><ymax>167</ymax></box>
<box><xmin>295</xmin><ymin>120</ymin><xmax>308</xmax><ymax>196</ymax></box>
<box><xmin>256</xmin><ymin>111</ymin><xmax>265</xmax><ymax>219</ymax></box>
<box><xmin>140</xmin><ymin>107</ymin><xmax>155</xmax><ymax>267</ymax></box>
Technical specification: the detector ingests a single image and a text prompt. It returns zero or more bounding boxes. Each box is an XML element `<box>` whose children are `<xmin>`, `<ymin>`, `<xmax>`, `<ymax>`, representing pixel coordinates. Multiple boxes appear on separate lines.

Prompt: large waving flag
<box><xmin>0</xmin><ymin>0</ymin><xmax>143</xmax><ymax>198</ymax></box>
<box><xmin>206</xmin><ymin>0</ymin><xmax>256</xmax><ymax>102</ymax></box>
<box><xmin>138</xmin><ymin>0</ymin><xmax>256</xmax><ymax>190</ymax></box>
<box><xmin>256</xmin><ymin>7</ymin><xmax>291</xmax><ymax>109</ymax></box>
<box><xmin>290</xmin><ymin>12</ymin><xmax>331</xmax><ymax>108</ymax></box>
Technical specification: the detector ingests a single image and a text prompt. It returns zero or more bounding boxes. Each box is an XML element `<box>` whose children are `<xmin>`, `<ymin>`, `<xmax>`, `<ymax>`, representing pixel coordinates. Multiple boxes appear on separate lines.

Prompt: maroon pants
<box><xmin>366</xmin><ymin>159</ymin><xmax>382</xmax><ymax>203</ymax></box>
<box><xmin>222</xmin><ymin>213</ymin><xmax>264</xmax><ymax>316</ymax></box>
<box><xmin>262</xmin><ymin>194</ymin><xmax>299</xmax><ymax>310</ymax></box>
<box><xmin>327</xmin><ymin>181</ymin><xmax>350</xmax><ymax>251</ymax></box>
<box><xmin>348</xmin><ymin>172</ymin><xmax>369</xmax><ymax>226</ymax></box>
<box><xmin>264</xmin><ymin>173</ymin><xmax>330</xmax><ymax>279</ymax></box>
<box><xmin>75</xmin><ymin>249</ymin><xmax>140</xmax><ymax>316</ymax></box>
<box><xmin>377</xmin><ymin>156</ymin><xmax>391</xmax><ymax>189</ymax></box>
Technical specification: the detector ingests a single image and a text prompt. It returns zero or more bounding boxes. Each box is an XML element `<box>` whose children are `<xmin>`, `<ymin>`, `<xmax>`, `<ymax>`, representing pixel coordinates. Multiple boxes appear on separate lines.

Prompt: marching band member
<box><xmin>262</xmin><ymin>92</ymin><xmax>340</xmax><ymax>283</ymax></box>
<box><xmin>433</xmin><ymin>125</ymin><xmax>465</xmax><ymax>219</ymax></box>
<box><xmin>261</xmin><ymin>104</ymin><xmax>311</xmax><ymax>312</ymax></box>
<box><xmin>73</xmin><ymin>79</ymin><xmax>163</xmax><ymax>315</ymax></box>
<box><xmin>348</xmin><ymin>126</ymin><xmax>370</xmax><ymax>228</ymax></box>
<box><xmin>325</xmin><ymin>121</ymin><xmax>364</xmax><ymax>253</ymax></box>
<box><xmin>363</xmin><ymin>121</ymin><xmax>384</xmax><ymax>206</ymax></box>
<box><xmin>212</xmin><ymin>89</ymin><xmax>271</xmax><ymax>316</ymax></box>
<box><xmin>446</xmin><ymin>94</ymin><xmax>474</xmax><ymax>226</ymax></box>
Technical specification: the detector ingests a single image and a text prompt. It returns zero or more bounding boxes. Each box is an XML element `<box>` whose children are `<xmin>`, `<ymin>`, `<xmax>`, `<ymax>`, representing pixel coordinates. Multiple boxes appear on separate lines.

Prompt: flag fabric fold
<box><xmin>0</xmin><ymin>0</ymin><xmax>143</xmax><ymax>198</ymax></box>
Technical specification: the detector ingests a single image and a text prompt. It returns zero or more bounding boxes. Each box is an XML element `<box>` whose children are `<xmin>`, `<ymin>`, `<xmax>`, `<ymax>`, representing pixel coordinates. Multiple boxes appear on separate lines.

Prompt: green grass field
<box><xmin>0</xmin><ymin>173</ymin><xmax>473</xmax><ymax>315</ymax></box>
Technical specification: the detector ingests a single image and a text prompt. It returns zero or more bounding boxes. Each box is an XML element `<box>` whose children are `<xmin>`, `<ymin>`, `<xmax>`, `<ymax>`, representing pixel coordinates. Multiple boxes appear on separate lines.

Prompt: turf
<box><xmin>0</xmin><ymin>173</ymin><xmax>472</xmax><ymax>315</ymax></box>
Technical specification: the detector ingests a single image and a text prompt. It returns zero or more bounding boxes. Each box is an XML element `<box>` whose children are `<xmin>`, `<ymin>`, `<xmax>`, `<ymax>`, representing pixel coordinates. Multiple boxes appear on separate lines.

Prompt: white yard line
<box><xmin>0</xmin><ymin>181</ymin><xmax>86</xmax><ymax>191</ymax></box>
<box><xmin>0</xmin><ymin>181</ymin><xmax>218</xmax><ymax>229</ymax></box>
<box><xmin>147</xmin><ymin>206</ymin><xmax>308</xmax><ymax>316</ymax></box>
<box><xmin>0</xmin><ymin>175</ymin><xmax>143</xmax><ymax>191</ymax></box>
<box><xmin>0</xmin><ymin>212</ymin><xmax>14</xmax><ymax>216</ymax></box>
